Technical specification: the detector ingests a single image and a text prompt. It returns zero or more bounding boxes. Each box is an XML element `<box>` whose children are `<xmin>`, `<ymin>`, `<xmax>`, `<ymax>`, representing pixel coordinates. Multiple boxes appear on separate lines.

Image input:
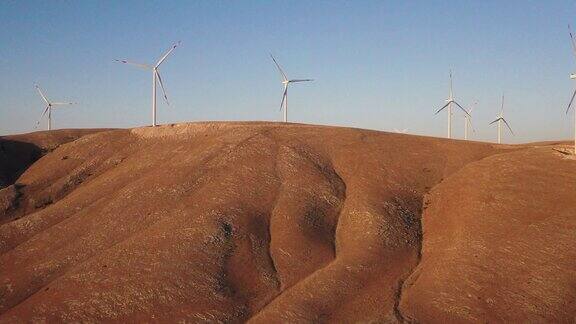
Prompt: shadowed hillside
<box><xmin>0</xmin><ymin>129</ymin><xmax>109</xmax><ymax>225</ymax></box>
<box><xmin>0</xmin><ymin>129</ymin><xmax>107</xmax><ymax>188</ymax></box>
<box><xmin>0</xmin><ymin>122</ymin><xmax>574</xmax><ymax>322</ymax></box>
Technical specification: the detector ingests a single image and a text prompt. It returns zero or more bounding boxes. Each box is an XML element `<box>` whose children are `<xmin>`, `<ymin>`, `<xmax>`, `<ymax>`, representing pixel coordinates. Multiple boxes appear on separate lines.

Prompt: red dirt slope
<box><xmin>0</xmin><ymin>129</ymin><xmax>107</xmax><ymax>188</ymax></box>
<box><xmin>0</xmin><ymin>122</ymin><xmax>573</xmax><ymax>322</ymax></box>
<box><xmin>399</xmin><ymin>146</ymin><xmax>576</xmax><ymax>323</ymax></box>
<box><xmin>0</xmin><ymin>129</ymin><xmax>109</xmax><ymax>225</ymax></box>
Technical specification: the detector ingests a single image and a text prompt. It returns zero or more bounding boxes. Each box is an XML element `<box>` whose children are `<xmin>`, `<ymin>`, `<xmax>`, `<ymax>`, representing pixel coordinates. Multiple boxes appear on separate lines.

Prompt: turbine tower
<box><xmin>34</xmin><ymin>84</ymin><xmax>74</xmax><ymax>131</ymax></box>
<box><xmin>270</xmin><ymin>54</ymin><xmax>313</xmax><ymax>123</ymax></box>
<box><xmin>489</xmin><ymin>94</ymin><xmax>514</xmax><ymax>144</ymax></box>
<box><xmin>566</xmin><ymin>25</ymin><xmax>576</xmax><ymax>154</ymax></box>
<box><xmin>434</xmin><ymin>71</ymin><xmax>470</xmax><ymax>139</ymax></box>
<box><xmin>464</xmin><ymin>101</ymin><xmax>478</xmax><ymax>140</ymax></box>
<box><xmin>116</xmin><ymin>41</ymin><xmax>180</xmax><ymax>127</ymax></box>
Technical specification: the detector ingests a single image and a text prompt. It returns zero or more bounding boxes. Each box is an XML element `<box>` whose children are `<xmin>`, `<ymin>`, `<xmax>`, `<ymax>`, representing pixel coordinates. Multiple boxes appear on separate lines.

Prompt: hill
<box><xmin>0</xmin><ymin>129</ymin><xmax>108</xmax><ymax>189</ymax></box>
<box><xmin>0</xmin><ymin>122</ymin><xmax>574</xmax><ymax>322</ymax></box>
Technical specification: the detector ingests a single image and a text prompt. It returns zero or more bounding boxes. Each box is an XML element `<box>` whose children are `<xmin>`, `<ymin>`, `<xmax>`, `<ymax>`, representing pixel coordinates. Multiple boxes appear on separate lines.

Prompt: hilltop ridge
<box><xmin>0</xmin><ymin>122</ymin><xmax>574</xmax><ymax>322</ymax></box>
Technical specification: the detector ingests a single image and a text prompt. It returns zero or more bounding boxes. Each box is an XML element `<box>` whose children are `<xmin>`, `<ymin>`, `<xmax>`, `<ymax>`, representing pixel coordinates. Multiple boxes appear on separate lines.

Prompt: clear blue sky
<box><xmin>1</xmin><ymin>0</ymin><xmax>575</xmax><ymax>143</ymax></box>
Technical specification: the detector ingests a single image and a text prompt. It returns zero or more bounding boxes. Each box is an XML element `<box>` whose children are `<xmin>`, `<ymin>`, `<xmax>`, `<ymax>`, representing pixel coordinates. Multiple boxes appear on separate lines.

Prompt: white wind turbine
<box><xmin>489</xmin><ymin>94</ymin><xmax>514</xmax><ymax>144</ymax></box>
<box><xmin>566</xmin><ymin>25</ymin><xmax>576</xmax><ymax>154</ymax></box>
<box><xmin>464</xmin><ymin>101</ymin><xmax>478</xmax><ymax>140</ymax></box>
<box><xmin>116</xmin><ymin>41</ymin><xmax>180</xmax><ymax>127</ymax></box>
<box><xmin>393</xmin><ymin>128</ymin><xmax>409</xmax><ymax>134</ymax></box>
<box><xmin>270</xmin><ymin>54</ymin><xmax>313</xmax><ymax>123</ymax></box>
<box><xmin>434</xmin><ymin>70</ymin><xmax>470</xmax><ymax>139</ymax></box>
<box><xmin>34</xmin><ymin>84</ymin><xmax>74</xmax><ymax>131</ymax></box>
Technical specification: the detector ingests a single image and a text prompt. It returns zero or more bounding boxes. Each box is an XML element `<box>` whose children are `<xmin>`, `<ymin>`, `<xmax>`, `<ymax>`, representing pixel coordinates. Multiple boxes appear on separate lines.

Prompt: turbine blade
<box><xmin>467</xmin><ymin>118</ymin><xmax>476</xmax><ymax>133</ymax></box>
<box><xmin>453</xmin><ymin>101</ymin><xmax>471</xmax><ymax>117</ymax></box>
<box><xmin>569</xmin><ymin>25</ymin><xmax>576</xmax><ymax>60</ymax></box>
<box><xmin>434</xmin><ymin>101</ymin><xmax>451</xmax><ymax>115</ymax></box>
<box><xmin>35</xmin><ymin>84</ymin><xmax>50</xmax><ymax>104</ymax></box>
<box><xmin>155</xmin><ymin>41</ymin><xmax>181</xmax><ymax>67</ymax></box>
<box><xmin>469</xmin><ymin>100</ymin><xmax>478</xmax><ymax>114</ymax></box>
<box><xmin>156</xmin><ymin>70</ymin><xmax>170</xmax><ymax>105</ymax></box>
<box><xmin>449</xmin><ymin>70</ymin><xmax>453</xmax><ymax>98</ymax></box>
<box><xmin>289</xmin><ymin>79</ymin><xmax>314</xmax><ymax>83</ymax></box>
<box><xmin>489</xmin><ymin>118</ymin><xmax>501</xmax><ymax>125</ymax></box>
<box><xmin>270</xmin><ymin>54</ymin><xmax>288</xmax><ymax>82</ymax></box>
<box><xmin>35</xmin><ymin>105</ymin><xmax>50</xmax><ymax>128</ymax></box>
<box><xmin>115</xmin><ymin>59</ymin><xmax>152</xmax><ymax>69</ymax></box>
<box><xmin>567</xmin><ymin>89</ymin><xmax>576</xmax><ymax>114</ymax></box>
<box><xmin>502</xmin><ymin>118</ymin><xmax>514</xmax><ymax>135</ymax></box>
<box><xmin>279</xmin><ymin>86</ymin><xmax>287</xmax><ymax>111</ymax></box>
<box><xmin>51</xmin><ymin>102</ymin><xmax>74</xmax><ymax>106</ymax></box>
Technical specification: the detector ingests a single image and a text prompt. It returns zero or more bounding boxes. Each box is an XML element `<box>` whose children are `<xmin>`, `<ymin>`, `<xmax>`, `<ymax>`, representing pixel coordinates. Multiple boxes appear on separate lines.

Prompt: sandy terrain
<box><xmin>0</xmin><ymin>122</ymin><xmax>574</xmax><ymax>322</ymax></box>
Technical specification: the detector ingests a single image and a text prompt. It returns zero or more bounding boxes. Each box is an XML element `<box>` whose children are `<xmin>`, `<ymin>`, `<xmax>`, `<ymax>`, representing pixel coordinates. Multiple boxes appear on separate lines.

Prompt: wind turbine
<box><xmin>116</xmin><ymin>41</ymin><xmax>180</xmax><ymax>127</ymax></box>
<box><xmin>393</xmin><ymin>128</ymin><xmax>409</xmax><ymax>134</ymax></box>
<box><xmin>489</xmin><ymin>94</ymin><xmax>514</xmax><ymax>144</ymax></box>
<box><xmin>566</xmin><ymin>25</ymin><xmax>576</xmax><ymax>154</ymax></box>
<box><xmin>464</xmin><ymin>101</ymin><xmax>478</xmax><ymax>140</ymax></box>
<box><xmin>34</xmin><ymin>84</ymin><xmax>74</xmax><ymax>131</ymax></box>
<box><xmin>434</xmin><ymin>70</ymin><xmax>470</xmax><ymax>139</ymax></box>
<box><xmin>270</xmin><ymin>54</ymin><xmax>313</xmax><ymax>123</ymax></box>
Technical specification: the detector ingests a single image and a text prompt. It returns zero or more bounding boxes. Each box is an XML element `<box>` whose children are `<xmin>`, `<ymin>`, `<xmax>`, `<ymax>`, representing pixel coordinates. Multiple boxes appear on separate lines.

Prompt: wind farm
<box><xmin>0</xmin><ymin>2</ymin><xmax>575</xmax><ymax>323</ymax></box>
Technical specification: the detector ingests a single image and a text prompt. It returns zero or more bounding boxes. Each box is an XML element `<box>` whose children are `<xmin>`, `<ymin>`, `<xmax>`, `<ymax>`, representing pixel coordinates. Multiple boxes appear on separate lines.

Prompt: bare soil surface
<box><xmin>0</xmin><ymin>129</ymin><xmax>109</xmax><ymax>187</ymax></box>
<box><xmin>0</xmin><ymin>122</ymin><xmax>573</xmax><ymax>322</ymax></box>
<box><xmin>0</xmin><ymin>129</ymin><xmax>110</xmax><ymax>224</ymax></box>
<box><xmin>399</xmin><ymin>145</ymin><xmax>576</xmax><ymax>323</ymax></box>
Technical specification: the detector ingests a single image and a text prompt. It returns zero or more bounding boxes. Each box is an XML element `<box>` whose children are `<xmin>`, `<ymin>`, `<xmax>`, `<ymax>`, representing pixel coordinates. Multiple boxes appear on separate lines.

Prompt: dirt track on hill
<box><xmin>0</xmin><ymin>122</ymin><xmax>574</xmax><ymax>322</ymax></box>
